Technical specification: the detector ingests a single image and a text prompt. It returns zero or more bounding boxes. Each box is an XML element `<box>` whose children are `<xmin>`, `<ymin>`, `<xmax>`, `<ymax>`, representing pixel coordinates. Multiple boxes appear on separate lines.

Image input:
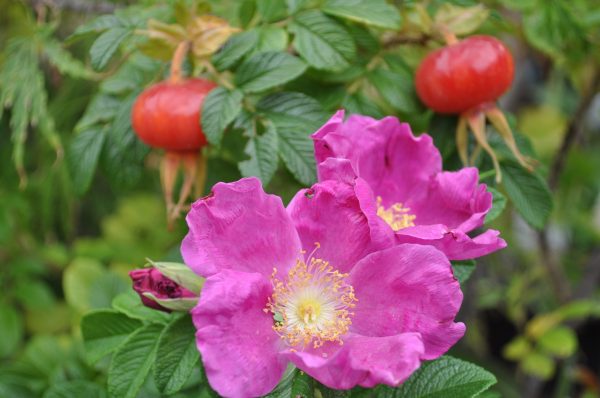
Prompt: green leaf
<box><xmin>501</xmin><ymin>161</ymin><xmax>553</xmax><ymax>229</ymax></box>
<box><xmin>81</xmin><ymin>310</ymin><xmax>142</xmax><ymax>364</ymax></box>
<box><xmin>434</xmin><ymin>4</ymin><xmax>490</xmax><ymax>36</ymax></box>
<box><xmin>239</xmin><ymin>123</ymin><xmax>279</xmax><ymax>184</ymax></box>
<box><xmin>287</xmin><ymin>0</ymin><xmax>309</xmax><ymax>14</ymax></box>
<box><xmin>68</xmin><ymin>127</ymin><xmax>106</xmax><ymax>195</ymax></box>
<box><xmin>212</xmin><ymin>30</ymin><xmax>259</xmax><ymax>71</ymax></box>
<box><xmin>291</xmin><ymin>371</ymin><xmax>314</xmax><ymax>397</ymax></box>
<box><xmin>43</xmin><ymin>40</ymin><xmax>95</xmax><ymax>79</ymax></box>
<box><xmin>503</xmin><ymin>336</ymin><xmax>532</xmax><ymax>361</ymax></box>
<box><xmin>69</xmin><ymin>14</ymin><xmax>123</xmax><ymax>40</ymax></box>
<box><xmin>256</xmin><ymin>0</ymin><xmax>288</xmax><ymax>22</ymax></box>
<box><xmin>148</xmin><ymin>260</ymin><xmax>205</xmax><ymax>295</ymax></box>
<box><xmin>485</xmin><ymin>187</ymin><xmax>506</xmax><ymax>224</ymax></box>
<box><xmin>290</xmin><ymin>10</ymin><xmax>356</xmax><ymax>71</ymax></box>
<box><xmin>342</xmin><ymin>92</ymin><xmax>385</xmax><ymax>119</ymax></box>
<box><xmin>451</xmin><ymin>260</ymin><xmax>476</xmax><ymax>285</ymax></box>
<box><xmin>322</xmin><ymin>0</ymin><xmax>401</xmax><ymax>29</ymax></box>
<box><xmin>112</xmin><ymin>291</ymin><xmax>171</xmax><ymax>323</ymax></box>
<box><xmin>521</xmin><ymin>351</ymin><xmax>555</xmax><ymax>380</ymax></box>
<box><xmin>0</xmin><ymin>302</ymin><xmax>23</xmax><ymax>358</ymax></box>
<box><xmin>537</xmin><ymin>326</ymin><xmax>577</xmax><ymax>358</ymax></box>
<box><xmin>63</xmin><ymin>258</ymin><xmax>104</xmax><ymax>312</ymax></box>
<box><xmin>201</xmin><ymin>88</ymin><xmax>244</xmax><ymax>146</ymax></box>
<box><xmin>90</xmin><ymin>27</ymin><xmax>132</xmax><ymax>71</ymax></box>
<box><xmin>154</xmin><ymin>316</ymin><xmax>200</xmax><ymax>394</ymax></box>
<box><xmin>379</xmin><ymin>356</ymin><xmax>497</xmax><ymax>397</ymax></box>
<box><xmin>235</xmin><ymin>52</ymin><xmax>307</xmax><ymax>93</ymax></box>
<box><xmin>43</xmin><ymin>380</ymin><xmax>107</xmax><ymax>398</ymax></box>
<box><xmin>254</xmin><ymin>26</ymin><xmax>289</xmax><ymax>53</ymax></box>
<box><xmin>368</xmin><ymin>68</ymin><xmax>420</xmax><ymax>114</ymax></box>
<box><xmin>108</xmin><ymin>323</ymin><xmax>164</xmax><ymax>398</ymax></box>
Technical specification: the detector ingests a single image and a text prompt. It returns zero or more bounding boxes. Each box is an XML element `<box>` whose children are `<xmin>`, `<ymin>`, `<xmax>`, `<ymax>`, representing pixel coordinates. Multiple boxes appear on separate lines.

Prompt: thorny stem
<box><xmin>170</xmin><ymin>41</ymin><xmax>190</xmax><ymax>84</ymax></box>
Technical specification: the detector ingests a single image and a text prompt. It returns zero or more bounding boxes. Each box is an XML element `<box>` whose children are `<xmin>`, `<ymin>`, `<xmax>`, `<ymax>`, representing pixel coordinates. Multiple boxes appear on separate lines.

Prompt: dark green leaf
<box><xmin>239</xmin><ymin>123</ymin><xmax>279</xmax><ymax>184</ymax></box>
<box><xmin>342</xmin><ymin>92</ymin><xmax>385</xmax><ymax>119</ymax></box>
<box><xmin>290</xmin><ymin>10</ymin><xmax>356</xmax><ymax>71</ymax></box>
<box><xmin>43</xmin><ymin>40</ymin><xmax>95</xmax><ymax>79</ymax></box>
<box><xmin>452</xmin><ymin>260</ymin><xmax>476</xmax><ymax>285</ymax></box>
<box><xmin>256</xmin><ymin>0</ymin><xmax>288</xmax><ymax>22</ymax></box>
<box><xmin>322</xmin><ymin>0</ymin><xmax>401</xmax><ymax>29</ymax></box>
<box><xmin>485</xmin><ymin>187</ymin><xmax>506</xmax><ymax>224</ymax></box>
<box><xmin>69</xmin><ymin>15</ymin><xmax>123</xmax><ymax>40</ymax></box>
<box><xmin>0</xmin><ymin>302</ymin><xmax>23</xmax><ymax>358</ymax></box>
<box><xmin>212</xmin><ymin>30</ymin><xmax>259</xmax><ymax>71</ymax></box>
<box><xmin>378</xmin><ymin>356</ymin><xmax>497</xmax><ymax>397</ymax></box>
<box><xmin>90</xmin><ymin>28</ymin><xmax>131</xmax><ymax>71</ymax></box>
<box><xmin>154</xmin><ymin>316</ymin><xmax>200</xmax><ymax>394</ymax></box>
<box><xmin>81</xmin><ymin>310</ymin><xmax>142</xmax><ymax>364</ymax></box>
<box><xmin>368</xmin><ymin>68</ymin><xmax>420</xmax><ymax>113</ymax></box>
<box><xmin>235</xmin><ymin>52</ymin><xmax>307</xmax><ymax>93</ymax></box>
<box><xmin>291</xmin><ymin>371</ymin><xmax>314</xmax><ymax>397</ymax></box>
<box><xmin>108</xmin><ymin>323</ymin><xmax>164</xmax><ymax>398</ymax></box>
<box><xmin>111</xmin><ymin>291</ymin><xmax>171</xmax><ymax>324</ymax></box>
<box><xmin>501</xmin><ymin>161</ymin><xmax>553</xmax><ymax>229</ymax></box>
<box><xmin>201</xmin><ymin>88</ymin><xmax>244</xmax><ymax>146</ymax></box>
<box><xmin>43</xmin><ymin>381</ymin><xmax>107</xmax><ymax>398</ymax></box>
<box><xmin>68</xmin><ymin>127</ymin><xmax>106</xmax><ymax>195</ymax></box>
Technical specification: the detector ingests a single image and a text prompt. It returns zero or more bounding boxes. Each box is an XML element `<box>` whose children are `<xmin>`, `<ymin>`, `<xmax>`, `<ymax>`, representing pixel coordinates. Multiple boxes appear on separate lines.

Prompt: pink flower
<box><xmin>129</xmin><ymin>268</ymin><xmax>197</xmax><ymax>312</ymax></box>
<box><xmin>313</xmin><ymin>110</ymin><xmax>506</xmax><ymax>260</ymax></box>
<box><xmin>182</xmin><ymin>177</ymin><xmax>464</xmax><ymax>397</ymax></box>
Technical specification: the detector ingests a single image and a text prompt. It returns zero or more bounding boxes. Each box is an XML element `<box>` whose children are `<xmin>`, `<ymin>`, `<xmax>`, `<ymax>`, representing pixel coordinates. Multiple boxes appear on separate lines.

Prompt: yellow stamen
<box><xmin>265</xmin><ymin>246</ymin><xmax>357</xmax><ymax>349</ymax></box>
<box><xmin>376</xmin><ymin>196</ymin><xmax>416</xmax><ymax>231</ymax></box>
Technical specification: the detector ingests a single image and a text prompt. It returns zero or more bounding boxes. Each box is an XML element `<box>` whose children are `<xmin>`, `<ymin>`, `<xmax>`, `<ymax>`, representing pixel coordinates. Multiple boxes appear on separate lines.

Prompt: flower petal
<box><xmin>313</xmin><ymin>112</ymin><xmax>442</xmax><ymax>203</ymax></box>
<box><xmin>395</xmin><ymin>224</ymin><xmax>507</xmax><ymax>260</ymax></box>
<box><xmin>287</xmin><ymin>179</ymin><xmax>393</xmax><ymax>273</ymax></box>
<box><xmin>181</xmin><ymin>177</ymin><xmax>301</xmax><ymax>278</ymax></box>
<box><xmin>284</xmin><ymin>333</ymin><xmax>424</xmax><ymax>389</ymax></box>
<box><xmin>192</xmin><ymin>270</ymin><xmax>286</xmax><ymax>398</ymax></box>
<box><xmin>409</xmin><ymin>168</ymin><xmax>492</xmax><ymax>232</ymax></box>
<box><xmin>348</xmin><ymin>244</ymin><xmax>465</xmax><ymax>359</ymax></box>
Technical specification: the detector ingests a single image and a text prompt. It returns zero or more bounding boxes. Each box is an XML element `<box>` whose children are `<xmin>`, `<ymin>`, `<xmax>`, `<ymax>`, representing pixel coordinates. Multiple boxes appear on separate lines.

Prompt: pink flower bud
<box><xmin>129</xmin><ymin>268</ymin><xmax>196</xmax><ymax>312</ymax></box>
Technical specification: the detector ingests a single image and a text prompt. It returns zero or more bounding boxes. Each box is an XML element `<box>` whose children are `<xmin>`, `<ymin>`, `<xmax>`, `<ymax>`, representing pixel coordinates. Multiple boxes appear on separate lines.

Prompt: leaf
<box><xmin>503</xmin><ymin>336</ymin><xmax>532</xmax><ymax>361</ymax></box>
<box><xmin>81</xmin><ymin>310</ymin><xmax>142</xmax><ymax>364</ymax></box>
<box><xmin>212</xmin><ymin>30</ymin><xmax>259</xmax><ymax>71</ymax></box>
<box><xmin>154</xmin><ymin>316</ymin><xmax>200</xmax><ymax>394</ymax></box>
<box><xmin>485</xmin><ymin>187</ymin><xmax>506</xmax><ymax>224</ymax></box>
<box><xmin>43</xmin><ymin>381</ymin><xmax>107</xmax><ymax>398</ymax></box>
<box><xmin>322</xmin><ymin>0</ymin><xmax>401</xmax><ymax>30</ymax></box>
<box><xmin>68</xmin><ymin>127</ymin><xmax>106</xmax><ymax>195</ymax></box>
<box><xmin>0</xmin><ymin>302</ymin><xmax>23</xmax><ymax>358</ymax></box>
<box><xmin>521</xmin><ymin>352</ymin><xmax>555</xmax><ymax>380</ymax></box>
<box><xmin>291</xmin><ymin>371</ymin><xmax>314</xmax><ymax>397</ymax></box>
<box><xmin>235</xmin><ymin>52</ymin><xmax>307</xmax><ymax>93</ymax></box>
<box><xmin>378</xmin><ymin>356</ymin><xmax>497</xmax><ymax>397</ymax></box>
<box><xmin>69</xmin><ymin>14</ymin><xmax>123</xmax><ymax>40</ymax></box>
<box><xmin>254</xmin><ymin>26</ymin><xmax>289</xmax><ymax>53</ymax></box>
<box><xmin>368</xmin><ymin>68</ymin><xmax>420</xmax><ymax>114</ymax></box>
<box><xmin>148</xmin><ymin>260</ymin><xmax>205</xmax><ymax>295</ymax></box>
<box><xmin>108</xmin><ymin>323</ymin><xmax>164</xmax><ymax>398</ymax></box>
<box><xmin>201</xmin><ymin>88</ymin><xmax>244</xmax><ymax>146</ymax></box>
<box><xmin>90</xmin><ymin>28</ymin><xmax>132</xmax><ymax>71</ymax></box>
<box><xmin>239</xmin><ymin>123</ymin><xmax>279</xmax><ymax>184</ymax></box>
<box><xmin>342</xmin><ymin>92</ymin><xmax>385</xmax><ymax>119</ymax></box>
<box><xmin>256</xmin><ymin>0</ymin><xmax>288</xmax><ymax>22</ymax></box>
<box><xmin>501</xmin><ymin>161</ymin><xmax>553</xmax><ymax>229</ymax></box>
<box><xmin>537</xmin><ymin>326</ymin><xmax>577</xmax><ymax>358</ymax></box>
<box><xmin>434</xmin><ymin>4</ymin><xmax>490</xmax><ymax>36</ymax></box>
<box><xmin>43</xmin><ymin>40</ymin><xmax>95</xmax><ymax>79</ymax></box>
<box><xmin>290</xmin><ymin>10</ymin><xmax>356</xmax><ymax>71</ymax></box>
<box><xmin>112</xmin><ymin>291</ymin><xmax>171</xmax><ymax>324</ymax></box>
<box><xmin>451</xmin><ymin>260</ymin><xmax>476</xmax><ymax>285</ymax></box>
<box><xmin>63</xmin><ymin>258</ymin><xmax>104</xmax><ymax>312</ymax></box>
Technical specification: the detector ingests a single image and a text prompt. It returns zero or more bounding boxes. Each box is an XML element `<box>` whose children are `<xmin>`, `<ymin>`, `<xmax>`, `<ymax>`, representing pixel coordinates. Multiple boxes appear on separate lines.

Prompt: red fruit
<box><xmin>132</xmin><ymin>78</ymin><xmax>217</xmax><ymax>152</ymax></box>
<box><xmin>415</xmin><ymin>35</ymin><xmax>514</xmax><ymax>114</ymax></box>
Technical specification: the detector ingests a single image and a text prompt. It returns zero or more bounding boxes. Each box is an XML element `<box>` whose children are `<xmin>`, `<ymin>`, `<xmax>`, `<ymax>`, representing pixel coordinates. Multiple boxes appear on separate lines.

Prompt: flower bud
<box><xmin>129</xmin><ymin>268</ymin><xmax>198</xmax><ymax>312</ymax></box>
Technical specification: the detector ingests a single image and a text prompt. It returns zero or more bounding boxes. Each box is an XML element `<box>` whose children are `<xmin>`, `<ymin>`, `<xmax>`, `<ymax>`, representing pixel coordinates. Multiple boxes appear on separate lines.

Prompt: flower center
<box><xmin>265</xmin><ymin>246</ymin><xmax>357</xmax><ymax>349</ymax></box>
<box><xmin>376</xmin><ymin>196</ymin><xmax>416</xmax><ymax>231</ymax></box>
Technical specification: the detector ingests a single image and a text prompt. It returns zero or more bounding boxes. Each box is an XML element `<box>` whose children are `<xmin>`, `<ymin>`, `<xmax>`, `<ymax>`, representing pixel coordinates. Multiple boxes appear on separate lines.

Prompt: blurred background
<box><xmin>0</xmin><ymin>0</ymin><xmax>599</xmax><ymax>397</ymax></box>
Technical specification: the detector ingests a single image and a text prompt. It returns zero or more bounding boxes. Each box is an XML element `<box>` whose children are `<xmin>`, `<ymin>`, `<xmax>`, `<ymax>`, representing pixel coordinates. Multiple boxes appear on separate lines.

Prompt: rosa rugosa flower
<box><xmin>129</xmin><ymin>268</ymin><xmax>197</xmax><ymax>312</ymax></box>
<box><xmin>181</xmin><ymin>177</ymin><xmax>464</xmax><ymax>397</ymax></box>
<box><xmin>312</xmin><ymin>110</ymin><xmax>506</xmax><ymax>261</ymax></box>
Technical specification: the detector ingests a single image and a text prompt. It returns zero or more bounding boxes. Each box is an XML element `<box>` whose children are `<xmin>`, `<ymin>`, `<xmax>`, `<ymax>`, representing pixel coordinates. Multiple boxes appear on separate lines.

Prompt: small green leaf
<box><xmin>537</xmin><ymin>326</ymin><xmax>577</xmax><ymax>358</ymax></box>
<box><xmin>501</xmin><ymin>161</ymin><xmax>553</xmax><ymax>229</ymax></box>
<box><xmin>239</xmin><ymin>123</ymin><xmax>279</xmax><ymax>184</ymax></box>
<box><xmin>521</xmin><ymin>351</ymin><xmax>555</xmax><ymax>380</ymax></box>
<box><xmin>378</xmin><ymin>356</ymin><xmax>497</xmax><ymax>397</ymax></box>
<box><xmin>451</xmin><ymin>260</ymin><xmax>476</xmax><ymax>285</ymax></box>
<box><xmin>81</xmin><ymin>310</ymin><xmax>142</xmax><ymax>364</ymax></box>
<box><xmin>0</xmin><ymin>302</ymin><xmax>23</xmax><ymax>358</ymax></box>
<box><xmin>291</xmin><ymin>371</ymin><xmax>314</xmax><ymax>397</ymax></box>
<box><xmin>322</xmin><ymin>0</ymin><xmax>401</xmax><ymax>29</ymax></box>
<box><xmin>485</xmin><ymin>187</ymin><xmax>507</xmax><ymax>224</ymax></box>
<box><xmin>90</xmin><ymin>27</ymin><xmax>131</xmax><ymax>71</ymax></box>
<box><xmin>43</xmin><ymin>380</ymin><xmax>107</xmax><ymax>398</ymax></box>
<box><xmin>212</xmin><ymin>30</ymin><xmax>259</xmax><ymax>71</ymax></box>
<box><xmin>68</xmin><ymin>127</ymin><xmax>106</xmax><ymax>195</ymax></box>
<box><xmin>256</xmin><ymin>0</ymin><xmax>288</xmax><ymax>22</ymax></box>
<box><xmin>69</xmin><ymin>14</ymin><xmax>123</xmax><ymax>40</ymax></box>
<box><xmin>44</xmin><ymin>40</ymin><xmax>95</xmax><ymax>79</ymax></box>
<box><xmin>112</xmin><ymin>291</ymin><xmax>171</xmax><ymax>324</ymax></box>
<box><xmin>342</xmin><ymin>92</ymin><xmax>385</xmax><ymax>119</ymax></box>
<box><xmin>254</xmin><ymin>26</ymin><xmax>289</xmax><ymax>53</ymax></box>
<box><xmin>201</xmin><ymin>88</ymin><xmax>244</xmax><ymax>146</ymax></box>
<box><xmin>108</xmin><ymin>323</ymin><xmax>164</xmax><ymax>398</ymax></box>
<box><xmin>290</xmin><ymin>10</ymin><xmax>356</xmax><ymax>71</ymax></box>
<box><xmin>235</xmin><ymin>52</ymin><xmax>307</xmax><ymax>93</ymax></box>
<box><xmin>368</xmin><ymin>68</ymin><xmax>420</xmax><ymax>114</ymax></box>
<box><xmin>154</xmin><ymin>316</ymin><xmax>200</xmax><ymax>394</ymax></box>
<box><xmin>503</xmin><ymin>336</ymin><xmax>532</xmax><ymax>361</ymax></box>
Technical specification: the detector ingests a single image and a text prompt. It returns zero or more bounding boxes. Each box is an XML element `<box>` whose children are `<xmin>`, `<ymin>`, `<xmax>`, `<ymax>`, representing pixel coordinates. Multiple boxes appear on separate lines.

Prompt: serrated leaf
<box><xmin>154</xmin><ymin>316</ymin><xmax>200</xmax><ymax>394</ymax></box>
<box><xmin>537</xmin><ymin>326</ymin><xmax>577</xmax><ymax>358</ymax></box>
<box><xmin>69</xmin><ymin>14</ymin><xmax>123</xmax><ymax>40</ymax></box>
<box><xmin>108</xmin><ymin>323</ymin><xmax>164</xmax><ymax>398</ymax></box>
<box><xmin>235</xmin><ymin>51</ymin><xmax>307</xmax><ymax>93</ymax></box>
<box><xmin>239</xmin><ymin>124</ymin><xmax>279</xmax><ymax>184</ymax></box>
<box><xmin>254</xmin><ymin>26</ymin><xmax>289</xmax><ymax>54</ymax></box>
<box><xmin>291</xmin><ymin>371</ymin><xmax>314</xmax><ymax>397</ymax></box>
<box><xmin>287</xmin><ymin>0</ymin><xmax>309</xmax><ymax>14</ymax></box>
<box><xmin>368</xmin><ymin>68</ymin><xmax>420</xmax><ymax>114</ymax></box>
<box><xmin>290</xmin><ymin>10</ymin><xmax>356</xmax><ymax>71</ymax></box>
<box><xmin>451</xmin><ymin>260</ymin><xmax>476</xmax><ymax>285</ymax></box>
<box><xmin>201</xmin><ymin>88</ymin><xmax>243</xmax><ymax>146</ymax></box>
<box><xmin>276</xmin><ymin>122</ymin><xmax>316</xmax><ymax>186</ymax></box>
<box><xmin>378</xmin><ymin>356</ymin><xmax>497</xmax><ymax>397</ymax></box>
<box><xmin>212</xmin><ymin>30</ymin><xmax>259</xmax><ymax>71</ymax></box>
<box><xmin>68</xmin><ymin>127</ymin><xmax>106</xmax><ymax>195</ymax></box>
<box><xmin>90</xmin><ymin>27</ymin><xmax>132</xmax><ymax>71</ymax></box>
<box><xmin>485</xmin><ymin>187</ymin><xmax>506</xmax><ymax>224</ymax></box>
<box><xmin>322</xmin><ymin>0</ymin><xmax>401</xmax><ymax>29</ymax></box>
<box><xmin>43</xmin><ymin>381</ymin><xmax>107</xmax><ymax>398</ymax></box>
<box><xmin>43</xmin><ymin>40</ymin><xmax>95</xmax><ymax>79</ymax></box>
<box><xmin>111</xmin><ymin>291</ymin><xmax>171</xmax><ymax>324</ymax></box>
<box><xmin>501</xmin><ymin>161</ymin><xmax>553</xmax><ymax>229</ymax></box>
<box><xmin>256</xmin><ymin>0</ymin><xmax>288</xmax><ymax>22</ymax></box>
<box><xmin>342</xmin><ymin>92</ymin><xmax>385</xmax><ymax>119</ymax></box>
<box><xmin>81</xmin><ymin>310</ymin><xmax>142</xmax><ymax>364</ymax></box>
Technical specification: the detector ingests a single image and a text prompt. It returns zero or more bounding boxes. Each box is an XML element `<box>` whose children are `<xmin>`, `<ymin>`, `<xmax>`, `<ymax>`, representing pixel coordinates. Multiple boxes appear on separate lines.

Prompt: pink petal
<box><xmin>287</xmin><ymin>179</ymin><xmax>393</xmax><ymax>273</ymax></box>
<box><xmin>348</xmin><ymin>244</ymin><xmax>465</xmax><ymax>360</ymax></box>
<box><xmin>181</xmin><ymin>177</ymin><xmax>302</xmax><ymax>278</ymax></box>
<box><xmin>192</xmin><ymin>270</ymin><xmax>286</xmax><ymax>398</ymax></box>
<box><xmin>284</xmin><ymin>333</ymin><xmax>424</xmax><ymax>390</ymax></box>
<box><xmin>396</xmin><ymin>224</ymin><xmax>507</xmax><ymax>260</ymax></box>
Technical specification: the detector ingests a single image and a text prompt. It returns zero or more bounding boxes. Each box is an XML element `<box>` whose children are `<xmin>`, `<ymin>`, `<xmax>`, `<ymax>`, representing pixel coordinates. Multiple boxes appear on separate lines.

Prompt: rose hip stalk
<box><xmin>415</xmin><ymin>34</ymin><xmax>534</xmax><ymax>181</ymax></box>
